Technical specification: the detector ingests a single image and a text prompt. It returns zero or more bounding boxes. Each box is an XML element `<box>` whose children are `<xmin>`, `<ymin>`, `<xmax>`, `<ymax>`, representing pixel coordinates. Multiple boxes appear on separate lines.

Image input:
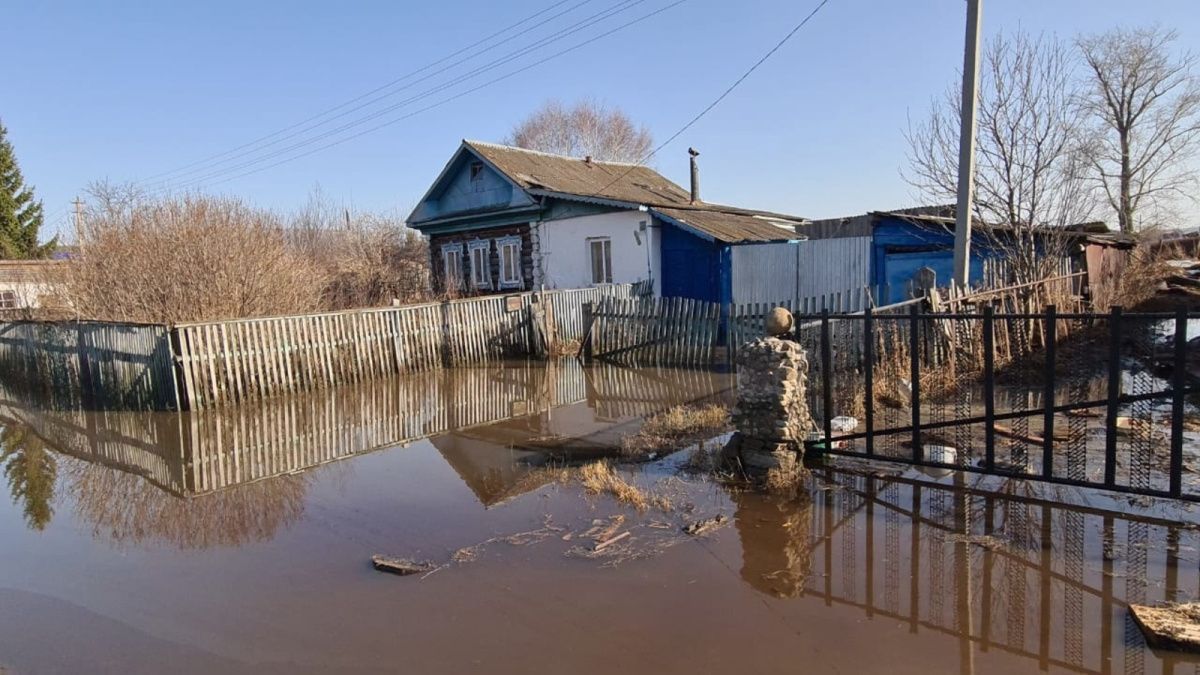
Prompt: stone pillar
<box><xmin>726</xmin><ymin>309</ymin><xmax>813</xmax><ymax>484</ymax></box>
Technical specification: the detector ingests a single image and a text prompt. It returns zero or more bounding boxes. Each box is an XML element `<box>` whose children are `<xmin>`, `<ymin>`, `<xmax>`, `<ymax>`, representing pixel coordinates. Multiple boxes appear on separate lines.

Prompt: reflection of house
<box><xmin>406</xmin><ymin>141</ymin><xmax>816</xmax><ymax>305</ymax></box>
<box><xmin>0</xmin><ymin>260</ymin><xmax>64</xmax><ymax>311</ymax></box>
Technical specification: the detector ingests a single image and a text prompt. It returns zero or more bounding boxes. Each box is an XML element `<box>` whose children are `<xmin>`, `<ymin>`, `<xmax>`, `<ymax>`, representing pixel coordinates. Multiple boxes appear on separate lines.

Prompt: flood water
<box><xmin>2</xmin><ymin>361</ymin><xmax>1200</xmax><ymax>674</ymax></box>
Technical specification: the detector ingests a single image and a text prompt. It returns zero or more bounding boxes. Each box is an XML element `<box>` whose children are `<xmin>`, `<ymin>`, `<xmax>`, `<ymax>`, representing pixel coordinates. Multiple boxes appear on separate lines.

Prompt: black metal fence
<box><xmin>798</xmin><ymin>305</ymin><xmax>1200</xmax><ymax>501</ymax></box>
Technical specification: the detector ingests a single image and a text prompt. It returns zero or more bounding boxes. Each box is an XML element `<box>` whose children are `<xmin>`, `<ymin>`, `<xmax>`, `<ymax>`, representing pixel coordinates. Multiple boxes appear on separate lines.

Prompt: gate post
<box><xmin>1104</xmin><ymin>306</ymin><xmax>1123</xmax><ymax>487</ymax></box>
<box><xmin>863</xmin><ymin>307</ymin><xmax>874</xmax><ymax>457</ymax></box>
<box><xmin>909</xmin><ymin>304</ymin><xmax>922</xmax><ymax>462</ymax></box>
<box><xmin>1170</xmin><ymin>308</ymin><xmax>1187</xmax><ymax>496</ymax></box>
<box><xmin>983</xmin><ymin>305</ymin><xmax>996</xmax><ymax>471</ymax></box>
<box><xmin>1042</xmin><ymin>304</ymin><xmax>1057</xmax><ymax>479</ymax></box>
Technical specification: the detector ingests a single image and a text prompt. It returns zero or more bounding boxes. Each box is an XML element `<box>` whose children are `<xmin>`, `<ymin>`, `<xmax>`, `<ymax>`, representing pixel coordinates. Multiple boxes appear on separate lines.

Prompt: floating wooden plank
<box><xmin>1130</xmin><ymin>604</ymin><xmax>1200</xmax><ymax>653</ymax></box>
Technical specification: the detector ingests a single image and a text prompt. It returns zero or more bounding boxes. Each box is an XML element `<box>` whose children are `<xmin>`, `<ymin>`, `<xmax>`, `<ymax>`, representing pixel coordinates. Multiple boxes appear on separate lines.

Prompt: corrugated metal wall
<box><xmin>731</xmin><ymin>237</ymin><xmax>872</xmax><ymax>304</ymax></box>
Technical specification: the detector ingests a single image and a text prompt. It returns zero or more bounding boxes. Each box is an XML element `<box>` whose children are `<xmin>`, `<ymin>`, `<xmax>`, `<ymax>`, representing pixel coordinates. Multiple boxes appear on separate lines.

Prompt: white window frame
<box><xmin>467</xmin><ymin>239</ymin><xmax>492</xmax><ymax>290</ymax></box>
<box><xmin>496</xmin><ymin>235</ymin><xmax>523</xmax><ymax>289</ymax></box>
<box><xmin>441</xmin><ymin>243</ymin><xmax>464</xmax><ymax>290</ymax></box>
<box><xmin>588</xmin><ymin>237</ymin><xmax>613</xmax><ymax>285</ymax></box>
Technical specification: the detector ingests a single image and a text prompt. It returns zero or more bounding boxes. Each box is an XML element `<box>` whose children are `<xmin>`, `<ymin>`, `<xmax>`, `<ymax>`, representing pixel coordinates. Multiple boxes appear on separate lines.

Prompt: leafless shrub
<box><xmin>505</xmin><ymin>98</ymin><xmax>653</xmax><ymax>162</ymax></box>
<box><xmin>62</xmin><ymin>185</ymin><xmax>326</xmax><ymax>323</ymax></box>
<box><xmin>288</xmin><ymin>190</ymin><xmax>431</xmax><ymax>309</ymax></box>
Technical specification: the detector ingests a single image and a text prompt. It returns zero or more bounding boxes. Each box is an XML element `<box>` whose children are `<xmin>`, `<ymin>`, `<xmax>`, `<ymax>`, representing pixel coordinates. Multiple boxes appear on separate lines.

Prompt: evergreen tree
<box><xmin>0</xmin><ymin>120</ymin><xmax>56</xmax><ymax>259</ymax></box>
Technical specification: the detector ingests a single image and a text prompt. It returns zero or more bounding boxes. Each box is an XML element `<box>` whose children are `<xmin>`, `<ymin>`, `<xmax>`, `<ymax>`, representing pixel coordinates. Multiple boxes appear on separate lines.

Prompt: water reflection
<box><xmin>0</xmin><ymin>425</ymin><xmax>55</xmax><ymax>531</ymax></box>
<box><xmin>0</xmin><ymin>361</ymin><xmax>733</xmax><ymax>542</ymax></box>
<box><xmin>731</xmin><ymin>467</ymin><xmax>1200</xmax><ymax>674</ymax></box>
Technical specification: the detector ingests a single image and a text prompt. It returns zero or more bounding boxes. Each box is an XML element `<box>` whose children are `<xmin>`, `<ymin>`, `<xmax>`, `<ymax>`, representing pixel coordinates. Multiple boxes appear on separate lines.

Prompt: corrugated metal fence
<box><xmin>731</xmin><ymin>237</ymin><xmax>873</xmax><ymax>305</ymax></box>
<box><xmin>0</xmin><ymin>320</ymin><xmax>178</xmax><ymax>410</ymax></box>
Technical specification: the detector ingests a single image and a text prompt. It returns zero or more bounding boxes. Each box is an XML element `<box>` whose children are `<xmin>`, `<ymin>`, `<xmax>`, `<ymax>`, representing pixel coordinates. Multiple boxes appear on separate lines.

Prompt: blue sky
<box><xmin>7</xmin><ymin>0</ymin><xmax>1200</xmax><ymax>240</ymax></box>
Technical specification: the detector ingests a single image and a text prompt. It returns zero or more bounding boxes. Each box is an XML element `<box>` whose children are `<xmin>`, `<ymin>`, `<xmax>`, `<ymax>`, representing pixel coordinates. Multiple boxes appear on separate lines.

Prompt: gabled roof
<box><xmin>464</xmin><ymin>140</ymin><xmax>695</xmax><ymax>207</ymax></box>
<box><xmin>461</xmin><ymin>140</ymin><xmax>807</xmax><ymax>243</ymax></box>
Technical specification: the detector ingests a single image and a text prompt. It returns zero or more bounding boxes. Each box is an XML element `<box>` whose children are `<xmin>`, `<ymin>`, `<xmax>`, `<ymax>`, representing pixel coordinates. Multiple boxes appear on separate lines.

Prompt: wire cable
<box><xmin>593</xmin><ymin>0</ymin><xmax>832</xmax><ymax>200</ymax></box>
<box><xmin>137</xmin><ymin>0</ymin><xmax>587</xmax><ymax>185</ymax></box>
<box><xmin>155</xmin><ymin>0</ymin><xmax>649</xmax><ymax>192</ymax></box>
<box><xmin>171</xmin><ymin>1</ymin><xmax>684</xmax><ymax>192</ymax></box>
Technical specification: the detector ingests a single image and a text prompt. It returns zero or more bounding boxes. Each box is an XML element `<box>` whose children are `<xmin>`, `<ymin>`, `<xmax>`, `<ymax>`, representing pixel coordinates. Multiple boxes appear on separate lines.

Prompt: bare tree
<box><xmin>505</xmin><ymin>99</ymin><xmax>652</xmax><ymax>162</ymax></box>
<box><xmin>1077</xmin><ymin>26</ymin><xmax>1200</xmax><ymax>233</ymax></box>
<box><xmin>906</xmin><ymin>31</ymin><xmax>1094</xmax><ymax>285</ymax></box>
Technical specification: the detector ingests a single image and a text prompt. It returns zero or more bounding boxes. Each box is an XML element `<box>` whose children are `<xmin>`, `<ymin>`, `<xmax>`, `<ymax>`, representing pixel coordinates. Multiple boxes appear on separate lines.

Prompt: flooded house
<box><xmin>406</xmin><ymin>141</ymin><xmax>863</xmax><ymax>306</ymax></box>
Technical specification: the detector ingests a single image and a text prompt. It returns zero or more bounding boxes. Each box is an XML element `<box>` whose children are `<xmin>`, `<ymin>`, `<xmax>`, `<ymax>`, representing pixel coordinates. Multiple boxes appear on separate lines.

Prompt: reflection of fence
<box><xmin>0</xmin><ymin>321</ymin><xmax>178</xmax><ymax>410</ymax></box>
<box><xmin>800</xmin><ymin>304</ymin><xmax>1200</xmax><ymax>501</ymax></box>
<box><xmin>586</xmin><ymin>296</ymin><xmax>721</xmax><ymax>367</ymax></box>
<box><xmin>797</xmin><ymin>469</ymin><xmax>1194</xmax><ymax>675</ymax></box>
<box><xmin>0</xmin><ymin>362</ymin><xmax>732</xmax><ymax>496</ymax></box>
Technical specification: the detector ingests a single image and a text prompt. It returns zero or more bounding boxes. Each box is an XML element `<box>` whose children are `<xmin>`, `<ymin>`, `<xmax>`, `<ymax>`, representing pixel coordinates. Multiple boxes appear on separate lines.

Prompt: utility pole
<box><xmin>72</xmin><ymin>197</ymin><xmax>85</xmax><ymax>248</ymax></box>
<box><xmin>952</xmin><ymin>0</ymin><xmax>982</xmax><ymax>288</ymax></box>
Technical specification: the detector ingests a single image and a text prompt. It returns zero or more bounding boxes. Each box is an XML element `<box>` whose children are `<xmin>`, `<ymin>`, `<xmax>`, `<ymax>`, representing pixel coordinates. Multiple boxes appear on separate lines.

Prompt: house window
<box><xmin>468</xmin><ymin>240</ymin><xmax>491</xmax><ymax>289</ymax></box>
<box><xmin>497</xmin><ymin>236</ymin><xmax>522</xmax><ymax>289</ymax></box>
<box><xmin>0</xmin><ymin>291</ymin><xmax>17</xmax><ymax>309</ymax></box>
<box><xmin>469</xmin><ymin>161</ymin><xmax>484</xmax><ymax>182</ymax></box>
<box><xmin>441</xmin><ymin>243</ymin><xmax>464</xmax><ymax>290</ymax></box>
<box><xmin>588</xmin><ymin>237</ymin><xmax>612</xmax><ymax>284</ymax></box>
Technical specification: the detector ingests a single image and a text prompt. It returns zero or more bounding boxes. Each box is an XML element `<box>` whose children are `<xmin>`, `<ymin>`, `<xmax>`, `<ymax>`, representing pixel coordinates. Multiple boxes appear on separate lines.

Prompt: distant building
<box><xmin>0</xmin><ymin>260</ymin><xmax>65</xmax><ymax>312</ymax></box>
<box><xmin>803</xmin><ymin>208</ymin><xmax>1133</xmax><ymax>304</ymax></box>
<box><xmin>406</xmin><ymin>141</ymin><xmax>823</xmax><ymax>306</ymax></box>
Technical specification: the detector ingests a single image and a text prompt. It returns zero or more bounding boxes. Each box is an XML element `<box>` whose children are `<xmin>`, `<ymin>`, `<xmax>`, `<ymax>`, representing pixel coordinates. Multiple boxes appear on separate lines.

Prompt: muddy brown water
<box><xmin>2</xmin><ymin>362</ymin><xmax>1200</xmax><ymax>674</ymax></box>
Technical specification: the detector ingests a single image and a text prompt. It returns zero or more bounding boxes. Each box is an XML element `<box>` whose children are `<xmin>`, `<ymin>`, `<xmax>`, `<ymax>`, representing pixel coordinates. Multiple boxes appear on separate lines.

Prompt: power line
<box><xmin>170</xmin><ymin>0</ymin><xmax>682</xmax><ymax>192</ymax></box>
<box><xmin>594</xmin><ymin>0</ymin><xmax>832</xmax><ymax>199</ymax></box>
<box><xmin>137</xmin><ymin>0</ymin><xmax>587</xmax><ymax>186</ymax></box>
<box><xmin>156</xmin><ymin>0</ymin><xmax>649</xmax><ymax>192</ymax></box>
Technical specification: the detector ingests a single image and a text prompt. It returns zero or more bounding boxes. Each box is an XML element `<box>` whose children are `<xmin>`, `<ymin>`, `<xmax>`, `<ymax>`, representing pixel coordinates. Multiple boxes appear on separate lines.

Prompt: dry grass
<box><xmin>621</xmin><ymin>404</ymin><xmax>731</xmax><ymax>458</ymax></box>
<box><xmin>577</xmin><ymin>461</ymin><xmax>671</xmax><ymax>511</ymax></box>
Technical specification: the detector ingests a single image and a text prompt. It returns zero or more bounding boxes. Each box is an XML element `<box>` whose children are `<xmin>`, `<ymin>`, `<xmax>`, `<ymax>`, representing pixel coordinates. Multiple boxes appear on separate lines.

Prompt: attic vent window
<box><xmin>469</xmin><ymin>161</ymin><xmax>484</xmax><ymax>182</ymax></box>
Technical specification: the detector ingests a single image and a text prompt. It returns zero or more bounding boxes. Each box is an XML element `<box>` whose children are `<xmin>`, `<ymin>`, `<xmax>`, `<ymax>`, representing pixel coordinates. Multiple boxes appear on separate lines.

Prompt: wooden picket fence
<box><xmin>585</xmin><ymin>296</ymin><xmax>721</xmax><ymax>366</ymax></box>
<box><xmin>728</xmin><ymin>286</ymin><xmax>877</xmax><ymax>359</ymax></box>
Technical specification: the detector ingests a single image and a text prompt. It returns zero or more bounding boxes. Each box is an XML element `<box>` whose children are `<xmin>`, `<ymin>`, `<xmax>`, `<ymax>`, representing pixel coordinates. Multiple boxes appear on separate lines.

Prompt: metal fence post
<box><xmin>1104</xmin><ymin>306</ymin><xmax>1123</xmax><ymax>487</ymax></box>
<box><xmin>1170</xmin><ymin>308</ymin><xmax>1187</xmax><ymax>496</ymax></box>
<box><xmin>910</xmin><ymin>304</ymin><xmax>922</xmax><ymax>462</ymax></box>
<box><xmin>1042</xmin><ymin>304</ymin><xmax>1056</xmax><ymax>479</ymax></box>
<box><xmin>821</xmin><ymin>309</ymin><xmax>833</xmax><ymax>449</ymax></box>
<box><xmin>983</xmin><ymin>305</ymin><xmax>996</xmax><ymax>471</ymax></box>
<box><xmin>864</xmin><ymin>307</ymin><xmax>875</xmax><ymax>457</ymax></box>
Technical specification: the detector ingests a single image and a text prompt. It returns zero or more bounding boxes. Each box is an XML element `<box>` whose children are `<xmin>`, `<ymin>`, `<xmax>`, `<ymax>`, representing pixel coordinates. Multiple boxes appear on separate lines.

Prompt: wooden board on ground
<box><xmin>1130</xmin><ymin>604</ymin><xmax>1200</xmax><ymax>652</ymax></box>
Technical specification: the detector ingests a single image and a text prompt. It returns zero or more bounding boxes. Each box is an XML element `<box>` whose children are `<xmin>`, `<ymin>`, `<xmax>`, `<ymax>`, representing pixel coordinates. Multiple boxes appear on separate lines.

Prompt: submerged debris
<box><xmin>683</xmin><ymin>514</ymin><xmax>729</xmax><ymax>536</ymax></box>
<box><xmin>371</xmin><ymin>555</ymin><xmax>436</xmax><ymax>576</ymax></box>
<box><xmin>1131</xmin><ymin>603</ymin><xmax>1200</xmax><ymax>652</ymax></box>
<box><xmin>945</xmin><ymin>533</ymin><xmax>1006</xmax><ymax>550</ymax></box>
